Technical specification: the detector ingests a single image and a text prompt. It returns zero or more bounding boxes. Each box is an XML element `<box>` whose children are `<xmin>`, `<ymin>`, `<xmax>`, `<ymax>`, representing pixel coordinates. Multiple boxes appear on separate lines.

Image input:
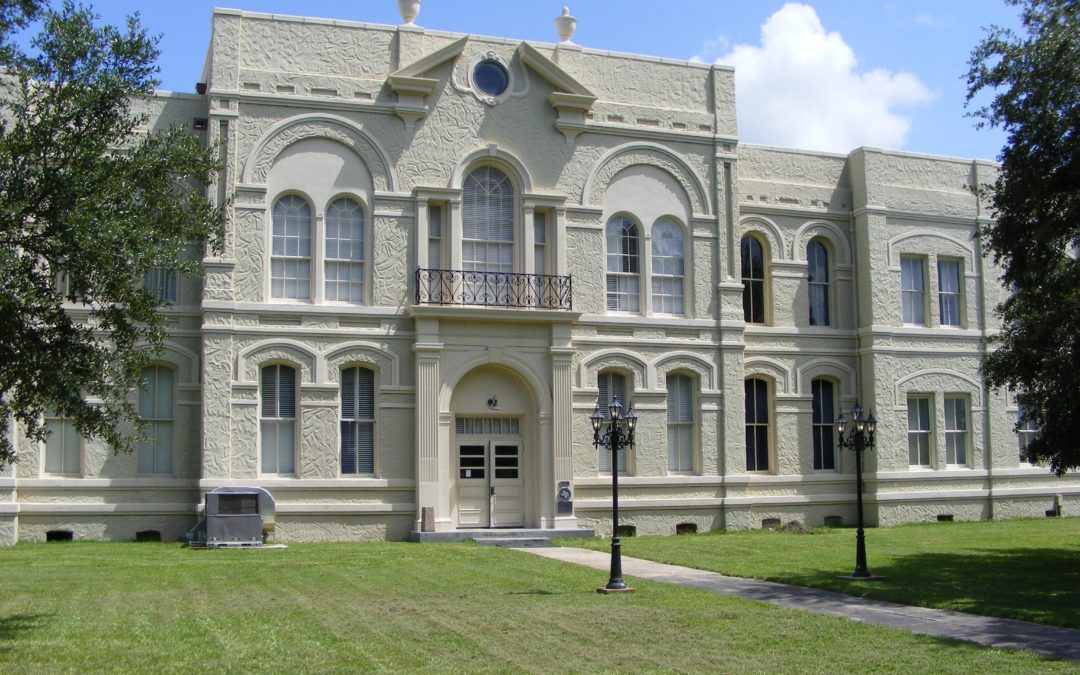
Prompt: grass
<box><xmin>0</xmin><ymin>541</ymin><xmax>1070</xmax><ymax>673</ymax></box>
<box><xmin>562</xmin><ymin>517</ymin><xmax>1080</xmax><ymax>629</ymax></box>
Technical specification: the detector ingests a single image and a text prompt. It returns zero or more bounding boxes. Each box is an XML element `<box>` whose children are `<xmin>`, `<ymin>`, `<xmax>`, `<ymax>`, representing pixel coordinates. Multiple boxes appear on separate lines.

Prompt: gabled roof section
<box><xmin>516</xmin><ymin>42</ymin><xmax>595</xmax><ymax>102</ymax></box>
<box><xmin>387</xmin><ymin>36</ymin><xmax>468</xmax><ymax>95</ymax></box>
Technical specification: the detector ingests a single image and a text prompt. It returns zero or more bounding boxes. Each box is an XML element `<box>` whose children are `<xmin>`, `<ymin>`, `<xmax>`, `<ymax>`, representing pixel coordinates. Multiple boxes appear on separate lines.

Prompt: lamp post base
<box><xmin>838</xmin><ymin>574</ymin><xmax>887</xmax><ymax>581</ymax></box>
<box><xmin>597</xmin><ymin>586</ymin><xmax>636</xmax><ymax>594</ymax></box>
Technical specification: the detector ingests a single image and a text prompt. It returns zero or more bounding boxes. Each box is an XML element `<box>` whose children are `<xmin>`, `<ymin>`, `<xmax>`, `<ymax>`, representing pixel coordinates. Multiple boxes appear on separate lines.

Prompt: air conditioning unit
<box><xmin>188</xmin><ymin>486</ymin><xmax>277</xmax><ymax>548</ymax></box>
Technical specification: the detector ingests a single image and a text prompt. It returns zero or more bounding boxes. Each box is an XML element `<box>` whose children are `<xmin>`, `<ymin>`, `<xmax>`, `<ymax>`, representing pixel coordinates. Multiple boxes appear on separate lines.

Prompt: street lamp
<box><xmin>836</xmin><ymin>403</ymin><xmax>884</xmax><ymax>580</ymax></box>
<box><xmin>591</xmin><ymin>395</ymin><xmax>637</xmax><ymax>593</ymax></box>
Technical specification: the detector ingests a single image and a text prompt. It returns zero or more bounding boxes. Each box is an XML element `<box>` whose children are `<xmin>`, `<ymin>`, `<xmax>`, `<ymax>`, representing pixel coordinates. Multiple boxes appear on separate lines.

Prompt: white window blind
<box><xmin>261</xmin><ymin>364</ymin><xmax>296</xmax><ymax>474</ymax></box>
<box><xmin>666</xmin><ymin>373</ymin><xmax>693</xmax><ymax>472</ymax></box>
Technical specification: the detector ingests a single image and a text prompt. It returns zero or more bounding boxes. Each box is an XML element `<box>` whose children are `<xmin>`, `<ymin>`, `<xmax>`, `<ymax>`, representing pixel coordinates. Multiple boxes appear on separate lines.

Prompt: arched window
<box><xmin>597</xmin><ymin>371</ymin><xmax>628</xmax><ymax>473</ymax></box>
<box><xmin>807</xmin><ymin>239</ymin><xmax>830</xmax><ymax>326</ymax></box>
<box><xmin>261</xmin><ymin>364</ymin><xmax>296</xmax><ymax>474</ymax></box>
<box><xmin>325</xmin><ymin>198</ymin><xmax>365</xmax><ymax>303</ymax></box>
<box><xmin>666</xmin><ymin>373</ymin><xmax>694</xmax><ymax>473</ymax></box>
<box><xmin>138</xmin><ymin>365</ymin><xmax>174</xmax><ymax>474</ymax></box>
<box><xmin>463</xmin><ymin>166</ymin><xmax>514</xmax><ymax>275</ymax></box>
<box><xmin>811</xmin><ymin>378</ymin><xmax>836</xmax><ymax>471</ymax></box>
<box><xmin>744</xmin><ymin>378</ymin><xmax>770</xmax><ymax>471</ymax></box>
<box><xmin>271</xmin><ymin>195</ymin><xmax>312</xmax><ymax>300</ymax></box>
<box><xmin>606</xmin><ymin>217</ymin><xmax>640</xmax><ymax>312</ymax></box>
<box><xmin>341</xmin><ymin>367</ymin><xmax>375</xmax><ymax>475</ymax></box>
<box><xmin>741</xmin><ymin>235</ymin><xmax>766</xmax><ymax>324</ymax></box>
<box><xmin>652</xmin><ymin>219</ymin><xmax>684</xmax><ymax>315</ymax></box>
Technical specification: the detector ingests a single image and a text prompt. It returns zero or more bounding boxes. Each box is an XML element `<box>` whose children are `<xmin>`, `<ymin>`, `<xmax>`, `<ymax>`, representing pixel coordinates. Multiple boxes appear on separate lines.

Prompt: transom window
<box><xmin>666</xmin><ymin>373</ymin><xmax>694</xmax><ymax>473</ymax></box>
<box><xmin>138</xmin><ymin>366</ymin><xmax>174</xmax><ymax>475</ymax></box>
<box><xmin>325</xmin><ymin>198</ymin><xmax>365</xmax><ymax>303</ymax></box>
<box><xmin>807</xmin><ymin>239</ymin><xmax>830</xmax><ymax>326</ymax></box>
<box><xmin>261</xmin><ymin>364</ymin><xmax>296</xmax><ymax>474</ymax></box>
<box><xmin>811</xmin><ymin>378</ymin><xmax>836</xmax><ymax>471</ymax></box>
<box><xmin>271</xmin><ymin>195</ymin><xmax>312</xmax><ymax>300</ymax></box>
<box><xmin>652</xmin><ymin>220</ymin><xmax>685</xmax><ymax>315</ymax></box>
<box><xmin>744</xmin><ymin>378</ymin><xmax>770</xmax><ymax>471</ymax></box>
<box><xmin>340</xmin><ymin>367</ymin><xmax>375</xmax><ymax>475</ymax></box>
<box><xmin>741</xmin><ymin>236</ymin><xmax>766</xmax><ymax>324</ymax></box>
<box><xmin>597</xmin><ymin>371</ymin><xmax>628</xmax><ymax>473</ymax></box>
<box><xmin>907</xmin><ymin>396</ymin><xmax>931</xmax><ymax>467</ymax></box>
<box><xmin>606</xmin><ymin>217</ymin><xmax>640</xmax><ymax>312</ymax></box>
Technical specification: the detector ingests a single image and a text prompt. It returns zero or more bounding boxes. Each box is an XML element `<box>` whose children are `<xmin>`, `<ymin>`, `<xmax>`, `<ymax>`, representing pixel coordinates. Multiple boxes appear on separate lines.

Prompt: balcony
<box><xmin>415</xmin><ymin>268</ymin><xmax>573</xmax><ymax>311</ymax></box>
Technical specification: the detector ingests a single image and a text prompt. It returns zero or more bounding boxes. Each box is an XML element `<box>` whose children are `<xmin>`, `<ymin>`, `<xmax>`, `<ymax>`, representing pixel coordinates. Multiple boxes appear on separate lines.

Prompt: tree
<box><xmin>0</xmin><ymin>1</ymin><xmax>222</xmax><ymax>464</ymax></box>
<box><xmin>966</xmin><ymin>0</ymin><xmax>1080</xmax><ymax>474</ymax></box>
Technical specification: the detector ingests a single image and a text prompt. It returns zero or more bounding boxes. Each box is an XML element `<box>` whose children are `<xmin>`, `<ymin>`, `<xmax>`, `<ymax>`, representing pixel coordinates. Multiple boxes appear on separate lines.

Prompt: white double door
<box><xmin>456</xmin><ymin>437</ymin><xmax>523</xmax><ymax>528</ymax></box>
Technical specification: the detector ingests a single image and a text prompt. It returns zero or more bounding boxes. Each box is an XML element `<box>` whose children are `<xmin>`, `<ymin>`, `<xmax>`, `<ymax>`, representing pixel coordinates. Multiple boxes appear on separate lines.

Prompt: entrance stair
<box><xmin>408</xmin><ymin>528</ymin><xmax>594</xmax><ymax>547</ymax></box>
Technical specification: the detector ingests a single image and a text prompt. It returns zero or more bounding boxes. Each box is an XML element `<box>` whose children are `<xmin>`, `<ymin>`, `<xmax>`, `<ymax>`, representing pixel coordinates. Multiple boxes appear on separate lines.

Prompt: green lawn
<box><xmin>0</xmin><ymin>541</ymin><xmax>1068</xmax><ymax>673</ymax></box>
<box><xmin>563</xmin><ymin>517</ymin><xmax>1080</xmax><ymax>629</ymax></box>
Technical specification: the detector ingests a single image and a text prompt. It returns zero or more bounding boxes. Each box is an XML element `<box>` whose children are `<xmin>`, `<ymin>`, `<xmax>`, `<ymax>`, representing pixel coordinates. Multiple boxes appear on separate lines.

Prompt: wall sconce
<box><xmin>487</xmin><ymin>395</ymin><xmax>499</xmax><ymax>410</ymax></box>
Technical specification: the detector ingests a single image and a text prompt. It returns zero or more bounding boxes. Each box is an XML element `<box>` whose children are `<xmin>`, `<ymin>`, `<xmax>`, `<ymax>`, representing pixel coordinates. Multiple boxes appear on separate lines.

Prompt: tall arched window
<box><xmin>807</xmin><ymin>239</ymin><xmax>830</xmax><ymax>326</ymax></box>
<box><xmin>271</xmin><ymin>195</ymin><xmax>312</xmax><ymax>300</ymax></box>
<box><xmin>811</xmin><ymin>378</ymin><xmax>836</xmax><ymax>471</ymax></box>
<box><xmin>597</xmin><ymin>371</ymin><xmax>628</xmax><ymax>473</ymax></box>
<box><xmin>652</xmin><ymin>219</ymin><xmax>684</xmax><ymax>315</ymax></box>
<box><xmin>666</xmin><ymin>373</ymin><xmax>694</xmax><ymax>473</ymax></box>
<box><xmin>138</xmin><ymin>365</ymin><xmax>174</xmax><ymax>474</ymax></box>
<box><xmin>341</xmin><ymin>367</ymin><xmax>375</xmax><ymax>475</ymax></box>
<box><xmin>261</xmin><ymin>364</ymin><xmax>296</xmax><ymax>474</ymax></box>
<box><xmin>741</xmin><ymin>235</ymin><xmax>766</xmax><ymax>324</ymax></box>
<box><xmin>325</xmin><ymin>198</ymin><xmax>365</xmax><ymax>303</ymax></box>
<box><xmin>745</xmin><ymin>378</ymin><xmax>770</xmax><ymax>471</ymax></box>
<box><xmin>606</xmin><ymin>217</ymin><xmax>640</xmax><ymax>312</ymax></box>
<box><xmin>463</xmin><ymin>166</ymin><xmax>514</xmax><ymax>275</ymax></box>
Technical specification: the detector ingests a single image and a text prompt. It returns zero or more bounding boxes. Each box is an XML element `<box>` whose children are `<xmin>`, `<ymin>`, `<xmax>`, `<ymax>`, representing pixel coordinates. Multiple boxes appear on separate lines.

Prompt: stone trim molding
<box><xmin>583</xmin><ymin>142</ymin><xmax>710</xmax><ymax>215</ymax></box>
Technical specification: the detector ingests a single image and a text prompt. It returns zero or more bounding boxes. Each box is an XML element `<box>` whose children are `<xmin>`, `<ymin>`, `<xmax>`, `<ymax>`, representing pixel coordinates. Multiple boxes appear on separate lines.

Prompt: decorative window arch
<box><xmin>606</xmin><ymin>216</ymin><xmax>641</xmax><ymax>312</ymax></box>
<box><xmin>271</xmin><ymin>195</ymin><xmax>313</xmax><ymax>300</ymax></box>
<box><xmin>741</xmin><ymin>234</ymin><xmax>768</xmax><ymax>324</ymax></box>
<box><xmin>807</xmin><ymin>238</ymin><xmax>830</xmax><ymax>326</ymax></box>
<box><xmin>651</xmin><ymin>219</ymin><xmax>685</xmax><ymax>315</ymax></box>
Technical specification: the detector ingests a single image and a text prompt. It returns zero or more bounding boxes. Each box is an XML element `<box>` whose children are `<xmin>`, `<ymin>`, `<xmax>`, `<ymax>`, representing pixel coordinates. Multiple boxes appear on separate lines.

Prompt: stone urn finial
<box><xmin>398</xmin><ymin>0</ymin><xmax>420</xmax><ymax>26</ymax></box>
<box><xmin>555</xmin><ymin>6</ymin><xmax>577</xmax><ymax>44</ymax></box>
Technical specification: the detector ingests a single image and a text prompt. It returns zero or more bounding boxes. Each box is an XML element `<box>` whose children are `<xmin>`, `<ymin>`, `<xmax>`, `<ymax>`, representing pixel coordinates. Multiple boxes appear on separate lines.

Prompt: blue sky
<box><xmin>81</xmin><ymin>1</ymin><xmax>1024</xmax><ymax>160</ymax></box>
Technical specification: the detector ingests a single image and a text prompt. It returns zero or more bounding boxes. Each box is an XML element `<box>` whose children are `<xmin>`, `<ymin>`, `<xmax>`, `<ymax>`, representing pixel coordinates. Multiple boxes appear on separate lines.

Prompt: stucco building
<box><xmin>2</xmin><ymin>4</ymin><xmax>1075</xmax><ymax>545</ymax></box>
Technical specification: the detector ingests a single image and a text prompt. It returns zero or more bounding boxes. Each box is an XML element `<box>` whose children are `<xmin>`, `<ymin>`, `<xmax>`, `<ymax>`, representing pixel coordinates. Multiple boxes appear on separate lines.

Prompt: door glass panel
<box><xmin>493</xmin><ymin>445</ymin><xmax>518</xmax><ymax>479</ymax></box>
<box><xmin>459</xmin><ymin>444</ymin><xmax>485</xmax><ymax>479</ymax></box>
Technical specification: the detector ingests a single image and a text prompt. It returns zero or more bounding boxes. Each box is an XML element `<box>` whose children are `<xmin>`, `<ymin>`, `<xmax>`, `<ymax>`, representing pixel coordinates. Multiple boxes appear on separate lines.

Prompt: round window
<box><xmin>473</xmin><ymin>60</ymin><xmax>509</xmax><ymax>97</ymax></box>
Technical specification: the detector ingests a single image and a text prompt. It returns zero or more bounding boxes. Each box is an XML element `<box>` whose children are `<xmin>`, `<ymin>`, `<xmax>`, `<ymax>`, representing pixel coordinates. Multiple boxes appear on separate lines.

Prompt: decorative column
<box><xmin>551</xmin><ymin>323</ymin><xmax>577</xmax><ymax>528</ymax></box>
<box><xmin>414</xmin><ymin>318</ymin><xmax>446</xmax><ymax>531</ymax></box>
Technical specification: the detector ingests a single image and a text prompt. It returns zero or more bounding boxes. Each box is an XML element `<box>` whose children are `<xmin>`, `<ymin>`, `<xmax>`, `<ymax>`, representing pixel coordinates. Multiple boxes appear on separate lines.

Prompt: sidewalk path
<box><xmin>521</xmin><ymin>546</ymin><xmax>1080</xmax><ymax>663</ymax></box>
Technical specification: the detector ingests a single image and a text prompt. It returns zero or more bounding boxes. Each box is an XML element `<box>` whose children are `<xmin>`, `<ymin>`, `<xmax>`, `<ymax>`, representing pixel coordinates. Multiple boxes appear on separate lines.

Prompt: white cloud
<box><xmin>696</xmin><ymin>3</ymin><xmax>934</xmax><ymax>153</ymax></box>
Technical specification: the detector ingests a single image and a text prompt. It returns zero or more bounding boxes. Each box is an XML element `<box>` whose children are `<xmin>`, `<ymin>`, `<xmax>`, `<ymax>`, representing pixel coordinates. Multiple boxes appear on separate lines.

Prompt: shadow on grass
<box><xmin>0</xmin><ymin>614</ymin><xmax>52</xmax><ymax>651</ymax></box>
<box><xmin>785</xmin><ymin>547</ymin><xmax>1080</xmax><ymax>629</ymax></box>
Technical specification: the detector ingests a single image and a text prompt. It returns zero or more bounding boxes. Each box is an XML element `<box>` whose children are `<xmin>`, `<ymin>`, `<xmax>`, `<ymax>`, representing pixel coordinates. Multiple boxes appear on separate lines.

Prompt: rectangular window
<box><xmin>937</xmin><ymin>259</ymin><xmax>962</xmax><ymax>326</ymax></box>
<box><xmin>341</xmin><ymin>367</ymin><xmax>375</xmax><ymax>475</ymax></box>
<box><xmin>138</xmin><ymin>366</ymin><xmax>174</xmax><ymax>474</ymax></box>
<box><xmin>534</xmin><ymin>211</ymin><xmax>546</xmax><ymax>275</ymax></box>
<box><xmin>907</xmin><ymin>396</ymin><xmax>931</xmax><ymax>467</ymax></box>
<box><xmin>811</xmin><ymin>379</ymin><xmax>836</xmax><ymax>471</ymax></box>
<box><xmin>944</xmin><ymin>396</ymin><xmax>968</xmax><ymax>465</ymax></box>
<box><xmin>745</xmin><ymin>379</ymin><xmax>770</xmax><ymax>471</ymax></box>
<box><xmin>143</xmin><ymin>267</ymin><xmax>178</xmax><ymax>303</ymax></box>
<box><xmin>260</xmin><ymin>365</ymin><xmax>296</xmax><ymax>474</ymax></box>
<box><xmin>597</xmin><ymin>372</ymin><xmax>627</xmax><ymax>474</ymax></box>
<box><xmin>900</xmin><ymin>256</ymin><xmax>926</xmax><ymax>325</ymax></box>
<box><xmin>666</xmin><ymin>374</ymin><xmax>694</xmax><ymax>473</ymax></box>
<box><xmin>428</xmin><ymin>203</ymin><xmax>443</xmax><ymax>269</ymax></box>
<box><xmin>1017</xmin><ymin>405</ymin><xmax>1037</xmax><ymax>462</ymax></box>
<box><xmin>44</xmin><ymin>410</ymin><xmax>80</xmax><ymax>475</ymax></box>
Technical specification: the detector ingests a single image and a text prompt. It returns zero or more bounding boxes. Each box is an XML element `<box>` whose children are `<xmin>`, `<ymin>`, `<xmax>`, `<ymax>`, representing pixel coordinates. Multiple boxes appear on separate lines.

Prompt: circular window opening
<box><xmin>473</xmin><ymin>60</ymin><xmax>509</xmax><ymax>97</ymax></box>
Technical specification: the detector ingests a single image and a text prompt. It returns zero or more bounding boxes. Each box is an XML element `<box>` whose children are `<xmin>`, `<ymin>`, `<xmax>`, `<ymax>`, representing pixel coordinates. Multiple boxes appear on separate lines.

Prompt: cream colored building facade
<box><xmin>1</xmin><ymin>6</ymin><xmax>1076</xmax><ymax>545</ymax></box>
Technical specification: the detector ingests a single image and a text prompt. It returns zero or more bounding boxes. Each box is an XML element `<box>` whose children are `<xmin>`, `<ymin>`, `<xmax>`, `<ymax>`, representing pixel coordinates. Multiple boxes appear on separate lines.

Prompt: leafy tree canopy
<box><xmin>0</xmin><ymin>0</ymin><xmax>222</xmax><ymax>464</ymax></box>
<box><xmin>967</xmin><ymin>0</ymin><xmax>1080</xmax><ymax>474</ymax></box>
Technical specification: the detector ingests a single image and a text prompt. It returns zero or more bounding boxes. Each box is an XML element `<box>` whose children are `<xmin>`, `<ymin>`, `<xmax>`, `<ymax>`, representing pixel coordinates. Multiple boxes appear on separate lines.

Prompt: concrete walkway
<box><xmin>520</xmin><ymin>546</ymin><xmax>1080</xmax><ymax>663</ymax></box>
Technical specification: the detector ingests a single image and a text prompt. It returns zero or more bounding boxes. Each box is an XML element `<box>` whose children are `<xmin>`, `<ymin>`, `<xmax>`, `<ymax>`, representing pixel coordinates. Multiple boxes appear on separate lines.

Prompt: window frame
<box><xmin>1017</xmin><ymin>404</ymin><xmax>1038</xmax><ymax>463</ymax></box>
<box><xmin>907</xmin><ymin>395</ymin><xmax>932</xmax><ymax>468</ymax></box>
<box><xmin>806</xmin><ymin>239</ymin><xmax>830</xmax><ymax>327</ymax></box>
<box><xmin>651</xmin><ymin>218</ymin><xmax>686</xmax><ymax>316</ymax></box>
<box><xmin>740</xmin><ymin>235</ymin><xmax>768</xmax><ymax>325</ymax></box>
<box><xmin>937</xmin><ymin>258</ymin><xmax>963</xmax><ymax>327</ymax></box>
<box><xmin>43</xmin><ymin>409</ymin><xmax>81</xmax><ymax>476</ymax></box>
<box><xmin>270</xmin><ymin>194</ymin><xmax>314</xmax><ymax>301</ymax></box>
<box><xmin>260</xmin><ymin>363</ymin><xmax>298</xmax><ymax>476</ymax></box>
<box><xmin>810</xmin><ymin>378</ymin><xmax>837</xmax><ymax>471</ymax></box>
<box><xmin>137</xmin><ymin>365</ymin><xmax>175</xmax><ymax>476</ymax></box>
<box><xmin>900</xmin><ymin>255</ymin><xmax>927</xmax><ymax>325</ymax></box>
<box><xmin>340</xmin><ymin>366</ymin><xmax>377</xmax><ymax>476</ymax></box>
<box><xmin>665</xmin><ymin>372</ymin><xmax>695</xmax><ymax>474</ymax></box>
<box><xmin>943</xmin><ymin>395</ymin><xmax>969</xmax><ymax>466</ymax></box>
<box><xmin>597</xmin><ymin>370</ymin><xmax>631</xmax><ymax>474</ymax></box>
<box><xmin>744</xmin><ymin>377</ymin><xmax>771</xmax><ymax>472</ymax></box>
<box><xmin>605</xmin><ymin>216</ymin><xmax>642</xmax><ymax>313</ymax></box>
<box><xmin>323</xmin><ymin>196</ymin><xmax>366</xmax><ymax>304</ymax></box>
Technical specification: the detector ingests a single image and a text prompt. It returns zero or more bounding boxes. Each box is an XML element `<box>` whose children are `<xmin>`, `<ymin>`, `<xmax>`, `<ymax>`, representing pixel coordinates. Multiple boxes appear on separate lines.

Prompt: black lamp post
<box><xmin>836</xmin><ymin>403</ymin><xmax>883</xmax><ymax>580</ymax></box>
<box><xmin>591</xmin><ymin>395</ymin><xmax>637</xmax><ymax>593</ymax></box>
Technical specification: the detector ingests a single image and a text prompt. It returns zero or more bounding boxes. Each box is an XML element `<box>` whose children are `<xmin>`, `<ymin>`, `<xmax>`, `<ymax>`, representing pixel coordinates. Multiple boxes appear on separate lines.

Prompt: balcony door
<box><xmin>462</xmin><ymin>166</ymin><xmax>514</xmax><ymax>305</ymax></box>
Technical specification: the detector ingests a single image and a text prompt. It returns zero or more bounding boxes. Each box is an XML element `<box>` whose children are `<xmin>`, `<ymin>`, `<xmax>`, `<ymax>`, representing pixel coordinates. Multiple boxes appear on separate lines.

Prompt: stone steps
<box><xmin>408</xmin><ymin>527</ymin><xmax>595</xmax><ymax>544</ymax></box>
<box><xmin>473</xmin><ymin>536</ymin><xmax>552</xmax><ymax>548</ymax></box>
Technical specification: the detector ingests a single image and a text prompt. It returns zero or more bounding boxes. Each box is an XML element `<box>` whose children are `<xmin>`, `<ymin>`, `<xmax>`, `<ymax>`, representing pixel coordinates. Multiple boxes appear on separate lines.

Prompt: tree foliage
<box><xmin>967</xmin><ymin>0</ymin><xmax>1080</xmax><ymax>474</ymax></box>
<box><xmin>0</xmin><ymin>0</ymin><xmax>222</xmax><ymax>464</ymax></box>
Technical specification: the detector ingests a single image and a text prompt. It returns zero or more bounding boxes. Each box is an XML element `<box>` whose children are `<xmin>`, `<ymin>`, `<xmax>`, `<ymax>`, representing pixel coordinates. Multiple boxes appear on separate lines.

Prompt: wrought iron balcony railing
<box><xmin>415</xmin><ymin>268</ymin><xmax>573</xmax><ymax>310</ymax></box>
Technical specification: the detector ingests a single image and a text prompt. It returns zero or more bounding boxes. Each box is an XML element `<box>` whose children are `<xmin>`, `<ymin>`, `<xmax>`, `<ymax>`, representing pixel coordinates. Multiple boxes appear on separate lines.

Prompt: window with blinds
<box><xmin>462</xmin><ymin>166</ymin><xmax>514</xmax><ymax>274</ymax></box>
<box><xmin>652</xmin><ymin>220</ymin><xmax>685</xmax><ymax>315</ymax></box>
<box><xmin>597</xmin><ymin>371</ymin><xmax>628</xmax><ymax>473</ymax></box>
<box><xmin>666</xmin><ymin>373</ymin><xmax>694</xmax><ymax>473</ymax></box>
<box><xmin>138</xmin><ymin>366</ymin><xmax>174</xmax><ymax>474</ymax></box>
<box><xmin>606</xmin><ymin>217</ymin><xmax>640</xmax><ymax>312</ymax></box>
<box><xmin>340</xmin><ymin>367</ymin><xmax>375</xmax><ymax>475</ymax></box>
<box><xmin>324</xmin><ymin>197</ymin><xmax>364</xmax><ymax>303</ymax></box>
<box><xmin>261</xmin><ymin>364</ymin><xmax>297</xmax><ymax>474</ymax></box>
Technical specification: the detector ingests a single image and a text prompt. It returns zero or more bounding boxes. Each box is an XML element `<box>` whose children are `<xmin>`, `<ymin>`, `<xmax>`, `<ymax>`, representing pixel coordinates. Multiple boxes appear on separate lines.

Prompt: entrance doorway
<box><xmin>456</xmin><ymin>417</ymin><xmax>523</xmax><ymax>527</ymax></box>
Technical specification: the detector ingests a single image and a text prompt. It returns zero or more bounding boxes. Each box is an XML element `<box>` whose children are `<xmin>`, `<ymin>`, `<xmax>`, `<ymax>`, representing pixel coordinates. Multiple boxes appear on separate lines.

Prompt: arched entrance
<box><xmin>449</xmin><ymin>364</ymin><xmax>536</xmax><ymax>528</ymax></box>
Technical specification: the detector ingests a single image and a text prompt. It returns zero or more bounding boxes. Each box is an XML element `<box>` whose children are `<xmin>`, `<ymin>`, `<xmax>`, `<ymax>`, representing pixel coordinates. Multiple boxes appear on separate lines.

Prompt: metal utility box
<box><xmin>188</xmin><ymin>486</ymin><xmax>276</xmax><ymax>548</ymax></box>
